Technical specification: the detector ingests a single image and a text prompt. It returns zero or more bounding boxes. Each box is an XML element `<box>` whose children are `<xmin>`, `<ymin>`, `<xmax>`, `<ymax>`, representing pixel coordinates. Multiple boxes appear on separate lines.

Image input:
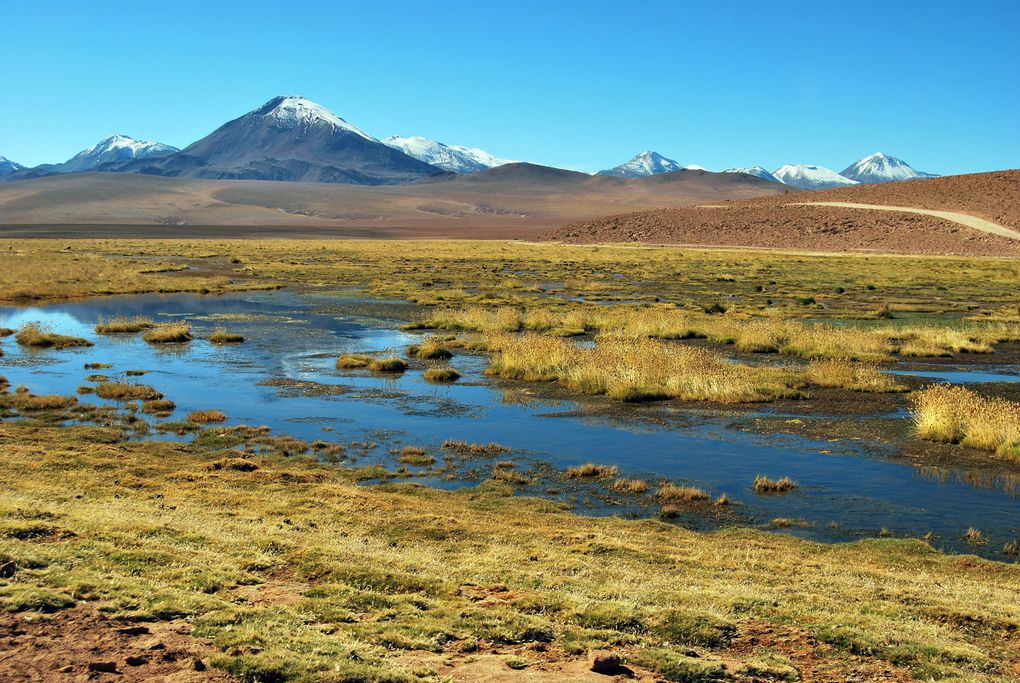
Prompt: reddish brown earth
<box><xmin>0</xmin><ymin>608</ymin><xmax>230</xmax><ymax>682</ymax></box>
<box><xmin>546</xmin><ymin>170</ymin><xmax>1020</xmax><ymax>256</ymax></box>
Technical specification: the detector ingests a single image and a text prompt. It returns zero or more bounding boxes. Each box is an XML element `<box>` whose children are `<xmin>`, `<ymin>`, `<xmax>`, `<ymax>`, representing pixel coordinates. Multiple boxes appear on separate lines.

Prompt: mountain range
<box><xmin>1</xmin><ymin>95</ymin><xmax>939</xmax><ymax>188</ymax></box>
<box><xmin>597</xmin><ymin>152</ymin><xmax>937</xmax><ymax>189</ymax></box>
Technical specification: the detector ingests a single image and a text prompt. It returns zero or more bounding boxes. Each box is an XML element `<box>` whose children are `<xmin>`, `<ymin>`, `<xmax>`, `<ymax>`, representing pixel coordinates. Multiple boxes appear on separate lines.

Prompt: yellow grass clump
<box><xmin>209</xmin><ymin>327</ymin><xmax>244</xmax><ymax>344</ymax></box>
<box><xmin>754</xmin><ymin>475</ymin><xmax>799</xmax><ymax>495</ymax></box>
<box><xmin>187</xmin><ymin>409</ymin><xmax>228</xmax><ymax>424</ymax></box>
<box><xmin>15</xmin><ymin>322</ymin><xmax>92</xmax><ymax>349</ymax></box>
<box><xmin>94</xmin><ymin>315</ymin><xmax>155</xmax><ymax>334</ymax></box>
<box><xmin>95</xmin><ymin>382</ymin><xmax>162</xmax><ymax>401</ymax></box>
<box><xmin>910</xmin><ymin>385</ymin><xmax>1020</xmax><ymax>458</ymax></box>
<box><xmin>565</xmin><ymin>463</ymin><xmax>619</xmax><ymax>479</ymax></box>
<box><xmin>143</xmin><ymin>321</ymin><xmax>192</xmax><ymax>344</ymax></box>
<box><xmin>805</xmin><ymin>359</ymin><xmax>906</xmax><ymax>393</ymax></box>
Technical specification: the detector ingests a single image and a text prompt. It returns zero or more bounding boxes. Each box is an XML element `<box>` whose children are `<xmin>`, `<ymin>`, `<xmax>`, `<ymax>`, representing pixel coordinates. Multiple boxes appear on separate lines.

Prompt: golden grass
<box><xmin>94</xmin><ymin>315</ymin><xmax>155</xmax><ymax>334</ymax></box>
<box><xmin>95</xmin><ymin>382</ymin><xmax>163</xmax><ymax>401</ymax></box>
<box><xmin>754</xmin><ymin>476</ymin><xmax>799</xmax><ymax>495</ymax></box>
<box><xmin>0</xmin><ymin>419</ymin><xmax>1018</xmax><ymax>680</ymax></box>
<box><xmin>910</xmin><ymin>385</ymin><xmax>1020</xmax><ymax>458</ymax></box>
<box><xmin>486</xmin><ymin>334</ymin><xmax>800</xmax><ymax>403</ymax></box>
<box><xmin>140</xmin><ymin>399</ymin><xmax>176</xmax><ymax>415</ymax></box>
<box><xmin>209</xmin><ymin>328</ymin><xmax>244</xmax><ymax>344</ymax></box>
<box><xmin>336</xmin><ymin>354</ymin><xmax>373</xmax><ymax>369</ymax></box>
<box><xmin>14</xmin><ymin>322</ymin><xmax>92</xmax><ymax>349</ymax></box>
<box><xmin>805</xmin><ymin>358</ymin><xmax>906</xmax><ymax>393</ymax></box>
<box><xmin>564</xmin><ymin>463</ymin><xmax>619</xmax><ymax>479</ymax></box>
<box><xmin>656</xmin><ymin>483</ymin><xmax>710</xmax><ymax>503</ymax></box>
<box><xmin>611</xmin><ymin>478</ymin><xmax>649</xmax><ymax>494</ymax></box>
<box><xmin>368</xmin><ymin>357</ymin><xmax>408</xmax><ymax>373</ymax></box>
<box><xmin>142</xmin><ymin>321</ymin><xmax>192</xmax><ymax>344</ymax></box>
<box><xmin>422</xmin><ymin>367</ymin><xmax>460</xmax><ymax>383</ymax></box>
<box><xmin>187</xmin><ymin>409</ymin><xmax>228</xmax><ymax>424</ymax></box>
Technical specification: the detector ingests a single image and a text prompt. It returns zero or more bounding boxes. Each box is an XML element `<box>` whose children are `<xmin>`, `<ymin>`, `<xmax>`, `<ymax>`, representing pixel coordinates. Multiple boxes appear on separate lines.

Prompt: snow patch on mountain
<box><xmin>723</xmin><ymin>166</ymin><xmax>781</xmax><ymax>183</ymax></box>
<box><xmin>383</xmin><ymin>136</ymin><xmax>513</xmax><ymax>173</ymax></box>
<box><xmin>772</xmin><ymin>164</ymin><xmax>859</xmax><ymax>190</ymax></box>
<box><xmin>0</xmin><ymin>155</ymin><xmax>26</xmax><ymax>176</ymax></box>
<box><xmin>597</xmin><ymin>151</ymin><xmax>684</xmax><ymax>177</ymax></box>
<box><xmin>840</xmin><ymin>152</ymin><xmax>938</xmax><ymax>184</ymax></box>
<box><xmin>255</xmin><ymin>96</ymin><xmax>375</xmax><ymax>140</ymax></box>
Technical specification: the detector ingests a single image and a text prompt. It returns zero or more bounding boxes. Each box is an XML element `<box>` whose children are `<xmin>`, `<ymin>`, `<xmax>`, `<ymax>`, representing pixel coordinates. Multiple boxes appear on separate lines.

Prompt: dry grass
<box><xmin>337</xmin><ymin>354</ymin><xmax>373</xmax><ymax>369</ymax></box>
<box><xmin>910</xmin><ymin>385</ymin><xmax>1020</xmax><ymax>458</ymax></box>
<box><xmin>0</xmin><ymin>418</ymin><xmax>1018</xmax><ymax>680</ymax></box>
<box><xmin>442</xmin><ymin>440</ymin><xmax>510</xmax><ymax>455</ymax></box>
<box><xmin>187</xmin><ymin>409</ymin><xmax>228</xmax><ymax>424</ymax></box>
<box><xmin>611</xmin><ymin>478</ymin><xmax>649</xmax><ymax>494</ymax></box>
<box><xmin>805</xmin><ymin>359</ymin><xmax>906</xmax><ymax>393</ymax></box>
<box><xmin>423</xmin><ymin>367</ymin><xmax>460</xmax><ymax>383</ymax></box>
<box><xmin>656</xmin><ymin>483</ymin><xmax>711</xmax><ymax>504</ymax></box>
<box><xmin>94</xmin><ymin>315</ymin><xmax>155</xmax><ymax>334</ymax></box>
<box><xmin>398</xmin><ymin>447</ymin><xmax>435</xmax><ymax>467</ymax></box>
<box><xmin>142</xmin><ymin>321</ymin><xmax>192</xmax><ymax>344</ymax></box>
<box><xmin>754</xmin><ymin>476</ymin><xmax>799</xmax><ymax>495</ymax></box>
<box><xmin>565</xmin><ymin>463</ymin><xmax>619</xmax><ymax>479</ymax></box>
<box><xmin>209</xmin><ymin>328</ymin><xmax>244</xmax><ymax>344</ymax></box>
<box><xmin>486</xmin><ymin>334</ymin><xmax>800</xmax><ymax>403</ymax></box>
<box><xmin>14</xmin><ymin>322</ymin><xmax>92</xmax><ymax>350</ymax></box>
<box><xmin>368</xmin><ymin>357</ymin><xmax>408</xmax><ymax>373</ymax></box>
<box><xmin>95</xmin><ymin>382</ymin><xmax>162</xmax><ymax>401</ymax></box>
<box><xmin>141</xmin><ymin>399</ymin><xmax>176</xmax><ymax>415</ymax></box>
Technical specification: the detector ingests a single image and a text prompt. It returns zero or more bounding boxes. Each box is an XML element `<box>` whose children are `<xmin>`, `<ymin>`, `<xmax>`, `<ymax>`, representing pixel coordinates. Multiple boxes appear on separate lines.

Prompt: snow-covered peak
<box><xmin>772</xmin><ymin>164</ymin><xmax>859</xmax><ymax>190</ymax></box>
<box><xmin>684</xmin><ymin>164</ymin><xmax>708</xmax><ymax>171</ymax></box>
<box><xmin>255</xmin><ymin>96</ymin><xmax>375</xmax><ymax>140</ymax></box>
<box><xmin>598</xmin><ymin>150</ymin><xmax>684</xmax><ymax>177</ymax></box>
<box><xmin>60</xmin><ymin>134</ymin><xmax>179</xmax><ymax>172</ymax></box>
<box><xmin>0</xmin><ymin>155</ymin><xmax>26</xmax><ymax>176</ymax></box>
<box><xmin>79</xmin><ymin>134</ymin><xmax>177</xmax><ymax>159</ymax></box>
<box><xmin>722</xmin><ymin>166</ymin><xmax>781</xmax><ymax>184</ymax></box>
<box><xmin>840</xmin><ymin>152</ymin><xmax>937</xmax><ymax>184</ymax></box>
<box><xmin>383</xmin><ymin>135</ymin><xmax>513</xmax><ymax>173</ymax></box>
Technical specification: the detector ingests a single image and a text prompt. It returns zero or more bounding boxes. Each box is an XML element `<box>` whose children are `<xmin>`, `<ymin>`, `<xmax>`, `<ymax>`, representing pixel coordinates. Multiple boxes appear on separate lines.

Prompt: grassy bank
<box><xmin>1</xmin><ymin>420</ymin><xmax>1019</xmax><ymax>681</ymax></box>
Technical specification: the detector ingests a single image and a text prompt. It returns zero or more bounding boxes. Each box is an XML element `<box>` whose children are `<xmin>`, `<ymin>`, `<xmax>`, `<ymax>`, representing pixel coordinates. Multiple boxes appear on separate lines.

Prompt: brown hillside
<box><xmin>546</xmin><ymin>170</ymin><xmax>1020</xmax><ymax>256</ymax></box>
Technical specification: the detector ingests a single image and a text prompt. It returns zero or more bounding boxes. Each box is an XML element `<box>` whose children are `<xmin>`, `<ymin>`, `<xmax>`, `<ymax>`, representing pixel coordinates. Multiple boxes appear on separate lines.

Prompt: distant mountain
<box><xmin>840</xmin><ymin>152</ymin><xmax>938</xmax><ymax>184</ymax></box>
<box><xmin>772</xmin><ymin>164</ymin><xmax>859</xmax><ymax>190</ymax></box>
<box><xmin>597</xmin><ymin>151</ymin><xmax>684</xmax><ymax>177</ymax></box>
<box><xmin>58</xmin><ymin>134</ymin><xmax>178</xmax><ymax>173</ymax></box>
<box><xmin>382</xmin><ymin>136</ymin><xmax>513</xmax><ymax>173</ymax></box>
<box><xmin>0</xmin><ymin>155</ymin><xmax>25</xmax><ymax>177</ymax></box>
<box><xmin>723</xmin><ymin>166</ymin><xmax>781</xmax><ymax>184</ymax></box>
<box><xmin>109</xmin><ymin>96</ymin><xmax>442</xmax><ymax>185</ymax></box>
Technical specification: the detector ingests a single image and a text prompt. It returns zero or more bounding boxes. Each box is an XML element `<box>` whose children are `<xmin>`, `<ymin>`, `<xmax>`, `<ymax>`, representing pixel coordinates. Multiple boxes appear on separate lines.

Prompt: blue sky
<box><xmin>3</xmin><ymin>1</ymin><xmax>1018</xmax><ymax>174</ymax></box>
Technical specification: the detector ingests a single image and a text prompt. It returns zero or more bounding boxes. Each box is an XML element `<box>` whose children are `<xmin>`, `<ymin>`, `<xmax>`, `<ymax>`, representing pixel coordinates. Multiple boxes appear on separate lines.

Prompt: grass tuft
<box><xmin>754</xmin><ymin>475</ymin><xmax>799</xmax><ymax>495</ymax></box>
<box><xmin>15</xmin><ymin>322</ymin><xmax>92</xmax><ymax>349</ymax></box>
<box><xmin>143</xmin><ymin>321</ymin><xmax>192</xmax><ymax>344</ymax></box>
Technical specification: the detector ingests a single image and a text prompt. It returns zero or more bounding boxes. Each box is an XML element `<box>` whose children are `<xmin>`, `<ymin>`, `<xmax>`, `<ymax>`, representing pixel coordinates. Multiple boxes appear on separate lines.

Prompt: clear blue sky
<box><xmin>3</xmin><ymin>0</ymin><xmax>1018</xmax><ymax>174</ymax></box>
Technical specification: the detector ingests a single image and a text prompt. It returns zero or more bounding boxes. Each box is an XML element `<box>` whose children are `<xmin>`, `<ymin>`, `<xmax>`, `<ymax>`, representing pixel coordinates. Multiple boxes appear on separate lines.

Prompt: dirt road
<box><xmin>793</xmin><ymin>202</ymin><xmax>1020</xmax><ymax>241</ymax></box>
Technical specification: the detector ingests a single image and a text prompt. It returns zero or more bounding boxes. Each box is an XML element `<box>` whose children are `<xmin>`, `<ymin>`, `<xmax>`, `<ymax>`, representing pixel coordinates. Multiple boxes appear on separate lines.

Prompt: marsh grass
<box><xmin>0</xmin><ymin>420</ymin><xmax>1018</xmax><ymax>679</ymax></box>
<box><xmin>141</xmin><ymin>399</ymin><xmax>176</xmax><ymax>416</ymax></box>
<box><xmin>423</xmin><ymin>368</ymin><xmax>460</xmax><ymax>383</ymax></box>
<box><xmin>94</xmin><ymin>315</ymin><xmax>154</xmax><ymax>334</ymax></box>
<box><xmin>611</xmin><ymin>478</ymin><xmax>649</xmax><ymax>494</ymax></box>
<box><xmin>656</xmin><ymin>483</ymin><xmax>710</xmax><ymax>504</ymax></box>
<box><xmin>15</xmin><ymin>322</ymin><xmax>92</xmax><ymax>349</ymax></box>
<box><xmin>337</xmin><ymin>354</ymin><xmax>373</xmax><ymax>369</ymax></box>
<box><xmin>910</xmin><ymin>385</ymin><xmax>1020</xmax><ymax>458</ymax></box>
<box><xmin>486</xmin><ymin>334</ymin><xmax>800</xmax><ymax>403</ymax></box>
<box><xmin>406</xmin><ymin>338</ymin><xmax>453</xmax><ymax>359</ymax></box>
<box><xmin>565</xmin><ymin>463</ymin><xmax>619</xmax><ymax>479</ymax></box>
<box><xmin>209</xmin><ymin>328</ymin><xmax>244</xmax><ymax>344</ymax></box>
<box><xmin>188</xmin><ymin>410</ymin><xmax>228</xmax><ymax>424</ymax></box>
<box><xmin>398</xmin><ymin>446</ymin><xmax>435</xmax><ymax>467</ymax></box>
<box><xmin>143</xmin><ymin>321</ymin><xmax>192</xmax><ymax>344</ymax></box>
<box><xmin>368</xmin><ymin>357</ymin><xmax>408</xmax><ymax>373</ymax></box>
<box><xmin>754</xmin><ymin>476</ymin><xmax>799</xmax><ymax>495</ymax></box>
<box><xmin>95</xmin><ymin>382</ymin><xmax>162</xmax><ymax>401</ymax></box>
<box><xmin>805</xmin><ymin>359</ymin><xmax>907</xmax><ymax>393</ymax></box>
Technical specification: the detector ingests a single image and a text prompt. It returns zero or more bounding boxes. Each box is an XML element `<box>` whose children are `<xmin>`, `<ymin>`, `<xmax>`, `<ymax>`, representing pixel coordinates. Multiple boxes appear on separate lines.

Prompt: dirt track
<box><xmin>795</xmin><ymin>201</ymin><xmax>1020</xmax><ymax>241</ymax></box>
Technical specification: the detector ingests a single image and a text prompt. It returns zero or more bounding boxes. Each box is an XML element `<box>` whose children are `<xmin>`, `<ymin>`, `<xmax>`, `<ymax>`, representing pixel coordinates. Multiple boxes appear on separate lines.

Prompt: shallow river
<box><xmin>1</xmin><ymin>291</ymin><xmax>1017</xmax><ymax>558</ymax></box>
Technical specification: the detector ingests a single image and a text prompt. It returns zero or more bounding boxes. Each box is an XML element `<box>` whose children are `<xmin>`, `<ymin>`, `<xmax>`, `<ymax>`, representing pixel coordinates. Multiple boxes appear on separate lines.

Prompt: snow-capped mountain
<box><xmin>723</xmin><ymin>166</ymin><xmax>781</xmax><ymax>184</ymax></box>
<box><xmin>772</xmin><ymin>164</ymin><xmax>859</xmax><ymax>190</ymax></box>
<box><xmin>108</xmin><ymin>96</ymin><xmax>442</xmax><ymax>185</ymax></box>
<box><xmin>0</xmin><ymin>155</ymin><xmax>25</xmax><ymax>177</ymax></box>
<box><xmin>383</xmin><ymin>136</ymin><xmax>513</xmax><ymax>174</ymax></box>
<box><xmin>684</xmin><ymin>164</ymin><xmax>708</xmax><ymax>171</ymax></box>
<box><xmin>597</xmin><ymin>151</ymin><xmax>684</xmax><ymax>177</ymax></box>
<box><xmin>58</xmin><ymin>134</ymin><xmax>179</xmax><ymax>173</ymax></box>
<box><xmin>840</xmin><ymin>152</ymin><xmax>938</xmax><ymax>184</ymax></box>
